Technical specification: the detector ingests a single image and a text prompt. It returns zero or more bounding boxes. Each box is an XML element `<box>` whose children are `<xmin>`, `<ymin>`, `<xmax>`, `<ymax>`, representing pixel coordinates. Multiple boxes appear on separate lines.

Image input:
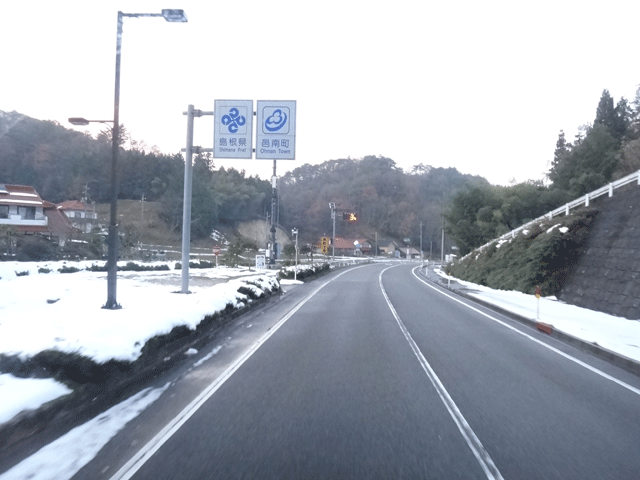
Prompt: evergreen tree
<box><xmin>548</xmin><ymin>130</ymin><xmax>573</xmax><ymax>190</ymax></box>
<box><xmin>613</xmin><ymin>97</ymin><xmax>632</xmax><ymax>141</ymax></box>
<box><xmin>594</xmin><ymin>89</ymin><xmax>616</xmax><ymax>133</ymax></box>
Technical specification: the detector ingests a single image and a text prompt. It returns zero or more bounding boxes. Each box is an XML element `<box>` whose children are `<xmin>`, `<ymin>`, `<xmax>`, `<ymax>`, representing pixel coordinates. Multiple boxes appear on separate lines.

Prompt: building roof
<box><xmin>0</xmin><ymin>184</ymin><xmax>45</xmax><ymax>207</ymax></box>
<box><xmin>57</xmin><ymin>200</ymin><xmax>92</xmax><ymax>211</ymax></box>
<box><xmin>44</xmin><ymin>206</ymin><xmax>74</xmax><ymax>236</ymax></box>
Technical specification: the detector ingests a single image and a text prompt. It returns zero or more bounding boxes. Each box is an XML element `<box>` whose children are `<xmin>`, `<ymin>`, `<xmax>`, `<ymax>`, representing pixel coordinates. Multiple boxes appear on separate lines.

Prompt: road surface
<box><xmin>66</xmin><ymin>262</ymin><xmax>640</xmax><ymax>479</ymax></box>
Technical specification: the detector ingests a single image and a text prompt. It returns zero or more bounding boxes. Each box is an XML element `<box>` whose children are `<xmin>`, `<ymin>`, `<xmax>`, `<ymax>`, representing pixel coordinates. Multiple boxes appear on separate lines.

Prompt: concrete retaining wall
<box><xmin>559</xmin><ymin>185</ymin><xmax>640</xmax><ymax>319</ymax></box>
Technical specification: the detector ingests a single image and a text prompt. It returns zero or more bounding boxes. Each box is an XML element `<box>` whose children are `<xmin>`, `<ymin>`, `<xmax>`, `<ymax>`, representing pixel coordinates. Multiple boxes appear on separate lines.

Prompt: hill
<box><xmin>447</xmin><ymin>182</ymin><xmax>640</xmax><ymax>319</ymax></box>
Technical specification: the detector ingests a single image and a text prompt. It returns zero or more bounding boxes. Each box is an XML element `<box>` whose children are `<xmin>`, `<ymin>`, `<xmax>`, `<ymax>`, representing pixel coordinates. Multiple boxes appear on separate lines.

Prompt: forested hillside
<box><xmin>446</xmin><ymin>87</ymin><xmax>640</xmax><ymax>255</ymax></box>
<box><xmin>0</xmin><ymin>111</ymin><xmax>271</xmax><ymax>239</ymax></box>
<box><xmin>279</xmin><ymin>157</ymin><xmax>487</xmax><ymax>244</ymax></box>
<box><xmin>0</xmin><ymin>111</ymin><xmax>487</xmax><ymax>248</ymax></box>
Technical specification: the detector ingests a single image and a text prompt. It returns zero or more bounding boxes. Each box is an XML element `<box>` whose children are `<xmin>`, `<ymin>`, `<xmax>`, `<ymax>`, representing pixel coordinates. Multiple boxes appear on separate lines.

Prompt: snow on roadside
<box><xmin>0</xmin><ymin>383</ymin><xmax>170</xmax><ymax>480</ymax></box>
<box><xmin>0</xmin><ymin>262</ymin><xmax>279</xmax><ymax>426</ymax></box>
<box><xmin>0</xmin><ymin>374</ymin><xmax>72</xmax><ymax>424</ymax></box>
<box><xmin>0</xmin><ymin>266</ymin><xmax>278</xmax><ymax>363</ymax></box>
<box><xmin>434</xmin><ymin>268</ymin><xmax>640</xmax><ymax>362</ymax></box>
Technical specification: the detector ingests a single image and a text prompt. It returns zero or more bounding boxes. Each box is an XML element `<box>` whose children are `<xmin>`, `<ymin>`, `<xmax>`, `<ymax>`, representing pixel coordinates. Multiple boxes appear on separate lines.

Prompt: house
<box><xmin>57</xmin><ymin>199</ymin><xmax>98</xmax><ymax>233</ymax></box>
<box><xmin>317</xmin><ymin>237</ymin><xmax>374</xmax><ymax>257</ymax></box>
<box><xmin>379</xmin><ymin>240</ymin><xmax>401</xmax><ymax>258</ymax></box>
<box><xmin>353</xmin><ymin>238</ymin><xmax>373</xmax><ymax>255</ymax></box>
<box><xmin>399</xmin><ymin>246</ymin><xmax>421</xmax><ymax>259</ymax></box>
<box><xmin>0</xmin><ymin>184</ymin><xmax>75</xmax><ymax>245</ymax></box>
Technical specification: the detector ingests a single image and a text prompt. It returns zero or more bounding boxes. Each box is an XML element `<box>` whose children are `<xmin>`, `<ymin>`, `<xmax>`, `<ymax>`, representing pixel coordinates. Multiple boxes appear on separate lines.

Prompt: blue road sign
<box><xmin>256</xmin><ymin>100</ymin><xmax>296</xmax><ymax>160</ymax></box>
<box><xmin>214</xmin><ymin>100</ymin><xmax>253</xmax><ymax>159</ymax></box>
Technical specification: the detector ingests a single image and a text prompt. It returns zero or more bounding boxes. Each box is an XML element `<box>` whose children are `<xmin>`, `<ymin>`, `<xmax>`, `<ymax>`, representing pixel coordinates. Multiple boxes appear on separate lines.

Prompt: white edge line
<box><xmin>379</xmin><ymin>266</ymin><xmax>504</xmax><ymax>480</ymax></box>
<box><xmin>412</xmin><ymin>267</ymin><xmax>640</xmax><ymax>397</ymax></box>
<box><xmin>109</xmin><ymin>264</ymin><xmax>371</xmax><ymax>480</ymax></box>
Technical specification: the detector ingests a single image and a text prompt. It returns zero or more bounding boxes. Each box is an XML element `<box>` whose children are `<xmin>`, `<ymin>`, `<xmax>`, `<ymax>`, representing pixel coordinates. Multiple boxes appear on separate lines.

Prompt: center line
<box><xmin>379</xmin><ymin>266</ymin><xmax>505</xmax><ymax>480</ymax></box>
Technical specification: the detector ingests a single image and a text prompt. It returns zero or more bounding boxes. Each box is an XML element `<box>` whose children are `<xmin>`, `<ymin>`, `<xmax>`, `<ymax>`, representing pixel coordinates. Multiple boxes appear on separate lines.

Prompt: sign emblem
<box><xmin>221</xmin><ymin>108</ymin><xmax>246</xmax><ymax>134</ymax></box>
<box><xmin>264</xmin><ymin>109</ymin><xmax>288</xmax><ymax>132</ymax></box>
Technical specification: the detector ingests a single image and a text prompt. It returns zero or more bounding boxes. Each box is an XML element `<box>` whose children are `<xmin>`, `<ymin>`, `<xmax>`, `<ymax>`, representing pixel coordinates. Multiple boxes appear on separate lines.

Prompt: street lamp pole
<box><xmin>420</xmin><ymin>221</ymin><xmax>423</xmax><ymax>265</ymax></box>
<box><xmin>292</xmin><ymin>228</ymin><xmax>299</xmax><ymax>281</ymax></box>
<box><xmin>71</xmin><ymin>9</ymin><xmax>187</xmax><ymax>309</ymax></box>
<box><xmin>103</xmin><ymin>12</ymin><xmax>126</xmax><ymax>309</ymax></box>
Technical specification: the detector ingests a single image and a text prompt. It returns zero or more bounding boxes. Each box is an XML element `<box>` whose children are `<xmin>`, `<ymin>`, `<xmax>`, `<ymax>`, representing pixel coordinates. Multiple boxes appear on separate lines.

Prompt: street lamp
<box><xmin>70</xmin><ymin>9</ymin><xmax>187</xmax><ymax>310</ymax></box>
<box><xmin>291</xmin><ymin>228</ymin><xmax>299</xmax><ymax>281</ymax></box>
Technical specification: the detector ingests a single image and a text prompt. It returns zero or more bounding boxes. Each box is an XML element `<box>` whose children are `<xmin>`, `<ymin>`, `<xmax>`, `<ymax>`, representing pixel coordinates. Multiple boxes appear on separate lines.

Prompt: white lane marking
<box><xmin>109</xmin><ymin>265</ymin><xmax>372</xmax><ymax>480</ymax></box>
<box><xmin>379</xmin><ymin>267</ymin><xmax>505</xmax><ymax>480</ymax></box>
<box><xmin>412</xmin><ymin>267</ymin><xmax>640</xmax><ymax>397</ymax></box>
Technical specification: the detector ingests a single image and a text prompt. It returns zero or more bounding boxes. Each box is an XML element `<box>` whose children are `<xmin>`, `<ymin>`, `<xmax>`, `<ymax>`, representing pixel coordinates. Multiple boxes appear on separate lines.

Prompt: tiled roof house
<box><xmin>57</xmin><ymin>199</ymin><xmax>98</xmax><ymax>233</ymax></box>
<box><xmin>0</xmin><ymin>184</ymin><xmax>74</xmax><ymax>245</ymax></box>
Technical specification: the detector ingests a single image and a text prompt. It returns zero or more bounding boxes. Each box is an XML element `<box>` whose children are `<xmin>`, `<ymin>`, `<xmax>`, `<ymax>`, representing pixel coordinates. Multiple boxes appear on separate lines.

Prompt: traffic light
<box><xmin>342</xmin><ymin>212</ymin><xmax>358</xmax><ymax>222</ymax></box>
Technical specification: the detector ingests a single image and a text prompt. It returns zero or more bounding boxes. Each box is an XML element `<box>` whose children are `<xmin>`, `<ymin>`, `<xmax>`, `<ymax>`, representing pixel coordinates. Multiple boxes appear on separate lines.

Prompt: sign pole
<box><xmin>181</xmin><ymin>105</ymin><xmax>195</xmax><ymax>294</ymax></box>
<box><xmin>180</xmin><ymin>106</ymin><xmax>213</xmax><ymax>294</ymax></box>
<box><xmin>270</xmin><ymin>159</ymin><xmax>277</xmax><ymax>265</ymax></box>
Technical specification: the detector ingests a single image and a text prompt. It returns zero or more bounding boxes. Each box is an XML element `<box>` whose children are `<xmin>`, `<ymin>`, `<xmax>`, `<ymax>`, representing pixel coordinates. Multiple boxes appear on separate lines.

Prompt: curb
<box><xmin>419</xmin><ymin>268</ymin><xmax>640</xmax><ymax>378</ymax></box>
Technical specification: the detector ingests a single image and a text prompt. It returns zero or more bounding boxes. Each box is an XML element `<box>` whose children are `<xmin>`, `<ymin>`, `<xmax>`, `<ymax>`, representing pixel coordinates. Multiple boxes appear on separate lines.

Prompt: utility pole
<box><xmin>420</xmin><ymin>222</ymin><xmax>423</xmax><ymax>263</ymax></box>
<box><xmin>441</xmin><ymin>216</ymin><xmax>445</xmax><ymax>265</ymax></box>
<box><xmin>141</xmin><ymin>192</ymin><xmax>145</xmax><ymax>224</ymax></box>
<box><xmin>329</xmin><ymin>203</ymin><xmax>336</xmax><ymax>258</ymax></box>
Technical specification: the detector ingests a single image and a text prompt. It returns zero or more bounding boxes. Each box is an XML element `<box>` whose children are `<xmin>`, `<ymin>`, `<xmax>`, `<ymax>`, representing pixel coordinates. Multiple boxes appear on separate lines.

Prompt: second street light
<box><xmin>292</xmin><ymin>228</ymin><xmax>299</xmax><ymax>281</ymax></box>
<box><xmin>70</xmin><ymin>9</ymin><xmax>187</xmax><ymax>310</ymax></box>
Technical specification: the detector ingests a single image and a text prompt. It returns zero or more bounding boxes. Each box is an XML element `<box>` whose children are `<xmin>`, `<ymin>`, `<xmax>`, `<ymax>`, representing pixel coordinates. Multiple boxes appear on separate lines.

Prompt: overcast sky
<box><xmin>2</xmin><ymin>0</ymin><xmax>639</xmax><ymax>186</ymax></box>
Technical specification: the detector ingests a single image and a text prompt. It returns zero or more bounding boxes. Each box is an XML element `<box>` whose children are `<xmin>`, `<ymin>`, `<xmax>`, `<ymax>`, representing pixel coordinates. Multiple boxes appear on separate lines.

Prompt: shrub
<box><xmin>119</xmin><ymin>262</ymin><xmax>170</xmax><ymax>272</ymax></box>
<box><xmin>448</xmin><ymin>208</ymin><xmax>598</xmax><ymax>296</ymax></box>
<box><xmin>30</xmin><ymin>350</ymin><xmax>130</xmax><ymax>384</ymax></box>
<box><xmin>238</xmin><ymin>285</ymin><xmax>262</xmax><ymax>300</ymax></box>
<box><xmin>38</xmin><ymin>267</ymin><xmax>51</xmax><ymax>274</ymax></box>
<box><xmin>15</xmin><ymin>236</ymin><xmax>60</xmax><ymax>261</ymax></box>
<box><xmin>58</xmin><ymin>266</ymin><xmax>80</xmax><ymax>274</ymax></box>
<box><xmin>86</xmin><ymin>263</ymin><xmax>108</xmax><ymax>272</ymax></box>
<box><xmin>189</xmin><ymin>260</ymin><xmax>214</xmax><ymax>269</ymax></box>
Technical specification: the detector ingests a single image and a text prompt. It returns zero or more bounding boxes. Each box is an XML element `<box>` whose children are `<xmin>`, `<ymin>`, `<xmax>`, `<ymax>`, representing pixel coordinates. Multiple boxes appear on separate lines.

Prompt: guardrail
<box><xmin>473</xmin><ymin>169</ymin><xmax>640</xmax><ymax>254</ymax></box>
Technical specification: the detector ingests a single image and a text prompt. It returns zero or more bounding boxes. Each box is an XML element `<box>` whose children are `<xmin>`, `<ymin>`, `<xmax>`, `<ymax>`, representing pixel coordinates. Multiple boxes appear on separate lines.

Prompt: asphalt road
<box><xmin>73</xmin><ymin>262</ymin><xmax>640</xmax><ymax>479</ymax></box>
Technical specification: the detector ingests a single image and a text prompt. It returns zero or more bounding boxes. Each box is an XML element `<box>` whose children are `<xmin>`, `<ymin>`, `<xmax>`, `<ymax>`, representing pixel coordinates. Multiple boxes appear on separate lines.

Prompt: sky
<box><xmin>2</xmin><ymin>0</ymin><xmax>640</xmax><ymax>186</ymax></box>
<box><xmin>1</xmin><ymin>259</ymin><xmax>639</xmax><ymax>478</ymax></box>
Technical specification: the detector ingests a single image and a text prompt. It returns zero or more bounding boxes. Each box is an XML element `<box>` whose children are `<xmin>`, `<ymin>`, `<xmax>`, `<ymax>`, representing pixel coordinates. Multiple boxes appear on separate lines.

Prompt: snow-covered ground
<box><xmin>0</xmin><ymin>260</ymin><xmax>281</xmax><ymax>427</ymax></box>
